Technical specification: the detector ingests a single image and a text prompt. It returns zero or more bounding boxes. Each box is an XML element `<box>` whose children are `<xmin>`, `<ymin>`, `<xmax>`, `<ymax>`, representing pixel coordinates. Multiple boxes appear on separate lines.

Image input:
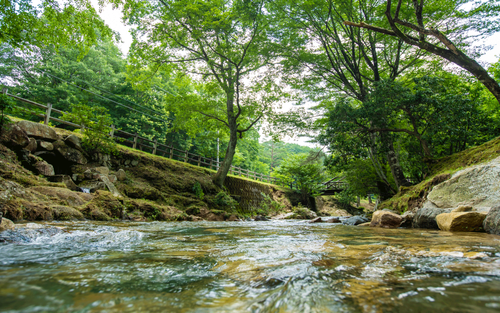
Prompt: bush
<box><xmin>62</xmin><ymin>103</ymin><xmax>117</xmax><ymax>154</ymax></box>
<box><xmin>192</xmin><ymin>182</ymin><xmax>204</xmax><ymax>200</ymax></box>
<box><xmin>258</xmin><ymin>192</ymin><xmax>285</xmax><ymax>216</ymax></box>
<box><xmin>214</xmin><ymin>191</ymin><xmax>238</xmax><ymax>211</ymax></box>
<box><xmin>336</xmin><ymin>189</ymin><xmax>356</xmax><ymax>210</ymax></box>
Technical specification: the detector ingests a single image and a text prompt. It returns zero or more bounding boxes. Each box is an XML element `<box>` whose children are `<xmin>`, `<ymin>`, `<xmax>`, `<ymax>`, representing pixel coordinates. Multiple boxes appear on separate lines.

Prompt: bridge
<box><xmin>320</xmin><ymin>177</ymin><xmax>348</xmax><ymax>195</ymax></box>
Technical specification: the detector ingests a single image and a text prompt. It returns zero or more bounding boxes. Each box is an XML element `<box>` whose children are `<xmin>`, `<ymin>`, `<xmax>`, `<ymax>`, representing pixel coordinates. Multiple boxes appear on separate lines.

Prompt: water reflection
<box><xmin>1</xmin><ymin>220</ymin><xmax>499</xmax><ymax>312</ymax></box>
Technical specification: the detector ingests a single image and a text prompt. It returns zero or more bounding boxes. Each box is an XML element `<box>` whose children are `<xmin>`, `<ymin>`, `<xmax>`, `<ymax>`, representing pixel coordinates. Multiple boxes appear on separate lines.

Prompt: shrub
<box><xmin>62</xmin><ymin>103</ymin><xmax>117</xmax><ymax>154</ymax></box>
<box><xmin>193</xmin><ymin>182</ymin><xmax>204</xmax><ymax>200</ymax></box>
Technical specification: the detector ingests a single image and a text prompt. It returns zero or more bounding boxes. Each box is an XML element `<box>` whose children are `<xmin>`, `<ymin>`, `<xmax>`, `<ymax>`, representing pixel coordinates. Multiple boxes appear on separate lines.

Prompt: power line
<box><xmin>39</xmin><ymin>69</ymin><xmax>167</xmax><ymax>117</ymax></box>
<box><xmin>37</xmin><ymin>70</ymin><xmax>168</xmax><ymax>122</ymax></box>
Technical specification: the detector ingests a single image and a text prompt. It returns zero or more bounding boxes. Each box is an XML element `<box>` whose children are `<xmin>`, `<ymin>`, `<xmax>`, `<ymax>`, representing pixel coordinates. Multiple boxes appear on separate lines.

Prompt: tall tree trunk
<box><xmin>213</xmin><ymin>92</ymin><xmax>237</xmax><ymax>187</ymax></box>
<box><xmin>383</xmin><ymin>134</ymin><xmax>410</xmax><ymax>189</ymax></box>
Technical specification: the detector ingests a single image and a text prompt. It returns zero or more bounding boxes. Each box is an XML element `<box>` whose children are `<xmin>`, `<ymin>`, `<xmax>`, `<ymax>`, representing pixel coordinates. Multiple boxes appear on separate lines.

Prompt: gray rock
<box><xmin>108</xmin><ymin>174</ymin><xmax>117</xmax><ymax>183</ymax></box>
<box><xmin>99</xmin><ymin>174</ymin><xmax>122</xmax><ymax>198</ymax></box>
<box><xmin>38</xmin><ymin>141</ymin><xmax>54</xmax><ymax>151</ymax></box>
<box><xmin>412</xmin><ymin>207</ymin><xmax>452</xmax><ymax>229</ymax></box>
<box><xmin>400</xmin><ymin>211</ymin><xmax>415</xmax><ymax>228</ymax></box>
<box><xmin>131</xmin><ymin>160</ymin><xmax>139</xmax><ymax>166</ymax></box>
<box><xmin>342</xmin><ymin>216</ymin><xmax>369</xmax><ymax>226</ymax></box>
<box><xmin>254</xmin><ymin>215</ymin><xmax>269</xmax><ymax>221</ymax></box>
<box><xmin>93</xmin><ymin>166</ymin><xmax>109</xmax><ymax>175</ymax></box>
<box><xmin>64</xmin><ymin>134</ymin><xmax>82</xmax><ymax>150</ymax></box>
<box><xmin>4</xmin><ymin>124</ymin><xmax>29</xmax><ymax>148</ymax></box>
<box><xmin>25</xmin><ymin>138</ymin><xmax>37</xmax><ymax>152</ymax></box>
<box><xmin>17</xmin><ymin>120</ymin><xmax>59</xmax><ymax>141</ymax></box>
<box><xmin>34</xmin><ymin>160</ymin><xmax>55</xmax><ymax>176</ymax></box>
<box><xmin>483</xmin><ymin>206</ymin><xmax>500</xmax><ymax>235</ymax></box>
<box><xmin>427</xmin><ymin>156</ymin><xmax>500</xmax><ymax>209</ymax></box>
<box><xmin>116</xmin><ymin>169</ymin><xmax>126</xmax><ymax>181</ymax></box>
<box><xmin>55</xmin><ymin>143</ymin><xmax>87</xmax><ymax>164</ymax></box>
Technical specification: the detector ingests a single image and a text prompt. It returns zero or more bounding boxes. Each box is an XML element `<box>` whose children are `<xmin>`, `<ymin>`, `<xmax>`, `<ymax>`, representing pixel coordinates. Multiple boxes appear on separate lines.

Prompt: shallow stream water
<box><xmin>1</xmin><ymin>220</ymin><xmax>500</xmax><ymax>312</ymax></box>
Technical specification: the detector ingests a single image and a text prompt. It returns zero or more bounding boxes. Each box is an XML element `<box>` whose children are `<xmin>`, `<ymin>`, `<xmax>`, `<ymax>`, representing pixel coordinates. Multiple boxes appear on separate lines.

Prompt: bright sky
<box><xmin>94</xmin><ymin>3</ymin><xmax>500</xmax><ymax>148</ymax></box>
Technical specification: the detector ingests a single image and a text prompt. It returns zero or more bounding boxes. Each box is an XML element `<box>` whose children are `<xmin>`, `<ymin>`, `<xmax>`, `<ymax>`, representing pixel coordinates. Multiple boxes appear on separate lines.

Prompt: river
<box><xmin>1</xmin><ymin>220</ymin><xmax>499</xmax><ymax>312</ymax></box>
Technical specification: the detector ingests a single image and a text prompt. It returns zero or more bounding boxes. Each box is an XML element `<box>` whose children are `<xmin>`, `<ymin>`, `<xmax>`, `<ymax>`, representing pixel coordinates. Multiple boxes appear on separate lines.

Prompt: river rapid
<box><xmin>1</xmin><ymin>220</ymin><xmax>500</xmax><ymax>313</ymax></box>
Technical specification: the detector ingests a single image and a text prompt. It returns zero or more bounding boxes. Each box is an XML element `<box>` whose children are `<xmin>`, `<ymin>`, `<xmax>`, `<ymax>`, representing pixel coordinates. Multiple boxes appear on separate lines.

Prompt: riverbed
<box><xmin>1</xmin><ymin>220</ymin><xmax>500</xmax><ymax>312</ymax></box>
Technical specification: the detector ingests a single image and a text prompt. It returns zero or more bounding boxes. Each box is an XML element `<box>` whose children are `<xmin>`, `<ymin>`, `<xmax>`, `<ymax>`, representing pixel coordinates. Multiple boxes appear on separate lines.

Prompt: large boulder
<box><xmin>400</xmin><ymin>211</ymin><xmax>415</xmax><ymax>228</ymax></box>
<box><xmin>413</xmin><ymin>207</ymin><xmax>452</xmax><ymax>229</ymax></box>
<box><xmin>426</xmin><ymin>156</ymin><xmax>500</xmax><ymax>210</ymax></box>
<box><xmin>436</xmin><ymin>211</ymin><xmax>487</xmax><ymax>232</ymax></box>
<box><xmin>54</xmin><ymin>140</ymin><xmax>87</xmax><ymax>165</ymax></box>
<box><xmin>17</xmin><ymin>120</ymin><xmax>59</xmax><ymax>141</ymax></box>
<box><xmin>0</xmin><ymin>217</ymin><xmax>15</xmax><ymax>232</ymax></box>
<box><xmin>370</xmin><ymin>210</ymin><xmax>402</xmax><ymax>228</ymax></box>
<box><xmin>38</xmin><ymin>141</ymin><xmax>54</xmax><ymax>151</ymax></box>
<box><xmin>483</xmin><ymin>206</ymin><xmax>500</xmax><ymax>235</ymax></box>
<box><xmin>116</xmin><ymin>169</ymin><xmax>126</xmax><ymax>181</ymax></box>
<box><xmin>4</xmin><ymin>124</ymin><xmax>29</xmax><ymax>148</ymax></box>
<box><xmin>64</xmin><ymin>134</ymin><xmax>83</xmax><ymax>151</ymax></box>
<box><xmin>25</xmin><ymin>138</ymin><xmax>37</xmax><ymax>152</ymax></box>
<box><xmin>34</xmin><ymin>159</ymin><xmax>55</xmax><ymax>176</ymax></box>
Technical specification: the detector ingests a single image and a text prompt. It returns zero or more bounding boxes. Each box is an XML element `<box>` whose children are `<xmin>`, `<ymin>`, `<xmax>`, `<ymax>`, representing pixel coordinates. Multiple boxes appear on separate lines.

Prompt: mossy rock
<box><xmin>52</xmin><ymin>206</ymin><xmax>85</xmax><ymax>220</ymax></box>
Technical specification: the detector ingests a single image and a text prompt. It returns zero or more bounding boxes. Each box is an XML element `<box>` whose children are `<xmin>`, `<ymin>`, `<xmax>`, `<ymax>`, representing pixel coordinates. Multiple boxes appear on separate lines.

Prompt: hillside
<box><xmin>380</xmin><ymin>136</ymin><xmax>500</xmax><ymax>213</ymax></box>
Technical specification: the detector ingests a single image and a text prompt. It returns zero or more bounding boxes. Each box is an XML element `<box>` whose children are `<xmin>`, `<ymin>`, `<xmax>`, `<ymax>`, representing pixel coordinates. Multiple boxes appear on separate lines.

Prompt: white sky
<box><xmin>94</xmin><ymin>3</ymin><xmax>500</xmax><ymax>148</ymax></box>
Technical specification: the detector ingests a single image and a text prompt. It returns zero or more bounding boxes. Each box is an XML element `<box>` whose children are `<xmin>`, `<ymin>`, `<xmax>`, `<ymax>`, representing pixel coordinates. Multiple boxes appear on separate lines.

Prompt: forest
<box><xmin>1</xmin><ymin>0</ymin><xmax>500</xmax><ymax>201</ymax></box>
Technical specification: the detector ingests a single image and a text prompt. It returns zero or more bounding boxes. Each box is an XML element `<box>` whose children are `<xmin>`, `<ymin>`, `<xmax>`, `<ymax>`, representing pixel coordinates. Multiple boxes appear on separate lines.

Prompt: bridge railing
<box><xmin>2</xmin><ymin>88</ymin><xmax>280</xmax><ymax>185</ymax></box>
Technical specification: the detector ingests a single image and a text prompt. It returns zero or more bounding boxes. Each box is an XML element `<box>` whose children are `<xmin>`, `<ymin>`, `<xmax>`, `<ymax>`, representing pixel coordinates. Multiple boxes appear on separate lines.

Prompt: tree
<box><xmin>118</xmin><ymin>0</ymin><xmax>278</xmax><ymax>187</ymax></box>
<box><xmin>345</xmin><ymin>0</ymin><xmax>500</xmax><ymax>105</ymax></box>
<box><xmin>272</xmin><ymin>153</ymin><xmax>327</xmax><ymax>206</ymax></box>
<box><xmin>270</xmin><ymin>0</ymin><xmax>428</xmax><ymax>189</ymax></box>
<box><xmin>1</xmin><ymin>0</ymin><xmax>114</xmax><ymax>52</ymax></box>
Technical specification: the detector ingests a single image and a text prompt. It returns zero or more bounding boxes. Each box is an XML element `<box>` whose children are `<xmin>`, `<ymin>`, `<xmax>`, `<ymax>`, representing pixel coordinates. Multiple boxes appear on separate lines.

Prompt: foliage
<box><xmin>1</xmin><ymin>0</ymin><xmax>114</xmax><ymax>52</ymax></box>
<box><xmin>272</xmin><ymin>153</ymin><xmax>327</xmax><ymax>204</ymax></box>
<box><xmin>62</xmin><ymin>103</ymin><xmax>117</xmax><ymax>154</ymax></box>
<box><xmin>119</xmin><ymin>0</ymin><xmax>281</xmax><ymax>186</ymax></box>
<box><xmin>0</xmin><ymin>94</ymin><xmax>15</xmax><ymax>133</ymax></box>
<box><xmin>336</xmin><ymin>189</ymin><xmax>357</xmax><ymax>210</ymax></box>
<box><xmin>214</xmin><ymin>191</ymin><xmax>238</xmax><ymax>211</ymax></box>
<box><xmin>192</xmin><ymin>182</ymin><xmax>204</xmax><ymax>200</ymax></box>
<box><xmin>257</xmin><ymin>192</ymin><xmax>285</xmax><ymax>216</ymax></box>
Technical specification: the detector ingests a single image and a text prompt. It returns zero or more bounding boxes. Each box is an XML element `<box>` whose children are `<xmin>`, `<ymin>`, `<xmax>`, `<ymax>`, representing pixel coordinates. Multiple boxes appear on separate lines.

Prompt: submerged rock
<box><xmin>308</xmin><ymin>217</ymin><xmax>322</xmax><ymax>223</ymax></box>
<box><xmin>342</xmin><ymin>216</ymin><xmax>369</xmax><ymax>226</ymax></box>
<box><xmin>483</xmin><ymin>206</ymin><xmax>500</xmax><ymax>235</ymax></box>
<box><xmin>326</xmin><ymin>217</ymin><xmax>341</xmax><ymax>223</ymax></box>
<box><xmin>400</xmin><ymin>211</ymin><xmax>414</xmax><ymax>228</ymax></box>
<box><xmin>370</xmin><ymin>210</ymin><xmax>402</xmax><ymax>228</ymax></box>
<box><xmin>436</xmin><ymin>211</ymin><xmax>487</xmax><ymax>232</ymax></box>
<box><xmin>254</xmin><ymin>215</ymin><xmax>270</xmax><ymax>221</ymax></box>
<box><xmin>0</xmin><ymin>216</ymin><xmax>15</xmax><ymax>232</ymax></box>
<box><xmin>413</xmin><ymin>207</ymin><xmax>452</xmax><ymax>229</ymax></box>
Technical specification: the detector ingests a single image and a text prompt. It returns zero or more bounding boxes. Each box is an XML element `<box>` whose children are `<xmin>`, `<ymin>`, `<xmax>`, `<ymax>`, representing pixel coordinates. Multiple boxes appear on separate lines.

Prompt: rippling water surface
<box><xmin>1</xmin><ymin>220</ymin><xmax>500</xmax><ymax>312</ymax></box>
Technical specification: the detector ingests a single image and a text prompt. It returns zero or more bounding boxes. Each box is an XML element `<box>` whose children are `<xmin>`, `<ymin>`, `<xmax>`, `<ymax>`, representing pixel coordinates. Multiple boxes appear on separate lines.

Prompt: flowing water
<box><xmin>1</xmin><ymin>220</ymin><xmax>500</xmax><ymax>313</ymax></box>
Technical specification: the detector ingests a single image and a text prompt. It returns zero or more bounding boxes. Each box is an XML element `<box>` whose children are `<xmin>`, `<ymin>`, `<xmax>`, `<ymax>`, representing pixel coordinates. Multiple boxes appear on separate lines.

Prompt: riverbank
<box><xmin>0</xmin><ymin>117</ymin><xmax>356</xmax><ymax>225</ymax></box>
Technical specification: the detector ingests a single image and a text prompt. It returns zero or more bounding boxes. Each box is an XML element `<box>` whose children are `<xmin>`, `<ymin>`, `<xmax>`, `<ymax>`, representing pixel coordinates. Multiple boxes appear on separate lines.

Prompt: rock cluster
<box><xmin>1</xmin><ymin>121</ymin><xmax>126</xmax><ymax>198</ymax></box>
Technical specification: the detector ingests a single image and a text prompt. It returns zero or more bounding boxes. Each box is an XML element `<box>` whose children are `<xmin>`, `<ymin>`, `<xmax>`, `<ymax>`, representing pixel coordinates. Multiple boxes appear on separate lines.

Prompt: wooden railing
<box><xmin>2</xmin><ymin>88</ymin><xmax>279</xmax><ymax>184</ymax></box>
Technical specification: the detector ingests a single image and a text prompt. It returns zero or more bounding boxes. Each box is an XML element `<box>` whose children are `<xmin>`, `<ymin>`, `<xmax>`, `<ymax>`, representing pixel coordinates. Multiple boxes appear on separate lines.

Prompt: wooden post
<box><xmin>239</xmin><ymin>167</ymin><xmax>242</xmax><ymax>176</ymax></box>
<box><xmin>209</xmin><ymin>158</ymin><xmax>213</xmax><ymax>170</ymax></box>
<box><xmin>254</xmin><ymin>172</ymin><xmax>257</xmax><ymax>180</ymax></box>
<box><xmin>43</xmin><ymin>103</ymin><xmax>52</xmax><ymax>125</ymax></box>
<box><xmin>197</xmin><ymin>155</ymin><xmax>201</xmax><ymax>167</ymax></box>
<box><xmin>169</xmin><ymin>145</ymin><xmax>174</xmax><ymax>159</ymax></box>
<box><xmin>109</xmin><ymin>125</ymin><xmax>115</xmax><ymax>138</ymax></box>
<box><xmin>184</xmin><ymin>151</ymin><xmax>188</xmax><ymax>163</ymax></box>
<box><xmin>153</xmin><ymin>139</ymin><xmax>158</xmax><ymax>155</ymax></box>
<box><xmin>133</xmin><ymin>133</ymin><xmax>138</xmax><ymax>149</ymax></box>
